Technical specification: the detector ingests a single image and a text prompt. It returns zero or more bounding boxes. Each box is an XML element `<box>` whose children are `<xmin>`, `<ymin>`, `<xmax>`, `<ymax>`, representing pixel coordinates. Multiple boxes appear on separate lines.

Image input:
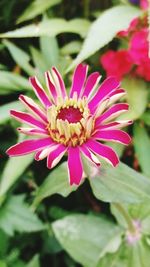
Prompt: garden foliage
<box><xmin>0</xmin><ymin>0</ymin><xmax>150</xmax><ymax>266</ymax></box>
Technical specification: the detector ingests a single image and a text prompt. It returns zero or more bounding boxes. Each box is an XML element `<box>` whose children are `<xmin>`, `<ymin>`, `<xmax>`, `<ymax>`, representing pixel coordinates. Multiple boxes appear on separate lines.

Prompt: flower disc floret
<box><xmin>47</xmin><ymin>93</ymin><xmax>93</xmax><ymax>147</ymax></box>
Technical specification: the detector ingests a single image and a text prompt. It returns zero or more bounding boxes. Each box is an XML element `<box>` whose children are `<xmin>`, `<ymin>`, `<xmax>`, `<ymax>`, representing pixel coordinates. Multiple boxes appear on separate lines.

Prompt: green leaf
<box><xmin>60</xmin><ymin>41</ymin><xmax>82</xmax><ymax>55</ymax></box>
<box><xmin>0</xmin><ymin>261</ymin><xmax>7</xmax><ymax>267</ymax></box>
<box><xmin>111</xmin><ymin>201</ymin><xmax>150</xmax><ymax>236</ymax></box>
<box><xmin>26</xmin><ymin>255</ymin><xmax>40</xmax><ymax>267</ymax></box>
<box><xmin>0</xmin><ymin>64</ymin><xmax>7</xmax><ymax>70</ymax></box>
<box><xmin>0</xmin><ymin>19</ymin><xmax>90</xmax><ymax>38</ymax></box>
<box><xmin>3</xmin><ymin>40</ymin><xmax>34</xmax><ymax>75</ymax></box>
<box><xmin>40</xmin><ymin>36</ymin><xmax>59</xmax><ymax>68</ymax></box>
<box><xmin>68</xmin><ymin>5</ymin><xmax>141</xmax><ymax>70</ymax></box>
<box><xmin>30</xmin><ymin>46</ymin><xmax>48</xmax><ymax>83</ymax></box>
<box><xmin>0</xmin><ymin>230</ymin><xmax>9</xmax><ymax>257</ymax></box>
<box><xmin>129</xmin><ymin>203</ymin><xmax>150</xmax><ymax>236</ymax></box>
<box><xmin>97</xmin><ymin>240</ymin><xmax>150</xmax><ymax>267</ymax></box>
<box><xmin>52</xmin><ymin>214</ymin><xmax>122</xmax><ymax>267</ymax></box>
<box><xmin>121</xmin><ymin>78</ymin><xmax>148</xmax><ymax>120</ymax></box>
<box><xmin>111</xmin><ymin>203</ymin><xmax>131</xmax><ymax>229</ymax></box>
<box><xmin>32</xmin><ymin>163</ymin><xmax>76</xmax><ymax>209</ymax></box>
<box><xmin>141</xmin><ymin>112</ymin><xmax>150</xmax><ymax>126</ymax></box>
<box><xmin>17</xmin><ymin>0</ymin><xmax>62</xmax><ymax>24</ymax></box>
<box><xmin>0</xmin><ymin>71</ymin><xmax>30</xmax><ymax>94</ymax></box>
<box><xmin>126</xmin><ymin>240</ymin><xmax>150</xmax><ymax>267</ymax></box>
<box><xmin>0</xmin><ymin>195</ymin><xmax>44</xmax><ymax>236</ymax></box>
<box><xmin>0</xmin><ymin>153</ymin><xmax>33</xmax><ymax>201</ymax></box>
<box><xmin>90</xmin><ymin>162</ymin><xmax>150</xmax><ymax>203</ymax></box>
<box><xmin>133</xmin><ymin>123</ymin><xmax>150</xmax><ymax>177</ymax></box>
<box><xmin>30</xmin><ymin>46</ymin><xmax>48</xmax><ymax>72</ymax></box>
<box><xmin>0</xmin><ymin>101</ymin><xmax>24</xmax><ymax>125</ymax></box>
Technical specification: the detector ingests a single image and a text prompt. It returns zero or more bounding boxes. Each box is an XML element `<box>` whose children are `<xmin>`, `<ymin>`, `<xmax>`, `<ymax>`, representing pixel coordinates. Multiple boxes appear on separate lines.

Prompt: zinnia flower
<box><xmin>7</xmin><ymin>64</ymin><xmax>131</xmax><ymax>185</ymax></box>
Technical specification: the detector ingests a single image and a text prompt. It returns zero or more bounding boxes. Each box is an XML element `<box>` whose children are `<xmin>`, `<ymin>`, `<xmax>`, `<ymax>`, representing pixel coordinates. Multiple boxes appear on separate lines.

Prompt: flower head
<box><xmin>7</xmin><ymin>64</ymin><xmax>131</xmax><ymax>185</ymax></box>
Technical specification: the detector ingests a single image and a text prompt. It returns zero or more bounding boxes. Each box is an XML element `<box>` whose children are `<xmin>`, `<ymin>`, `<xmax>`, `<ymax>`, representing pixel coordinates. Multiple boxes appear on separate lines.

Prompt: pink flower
<box><xmin>101</xmin><ymin>50</ymin><xmax>133</xmax><ymax>80</ymax></box>
<box><xmin>135</xmin><ymin>60</ymin><xmax>150</xmax><ymax>81</ymax></box>
<box><xmin>7</xmin><ymin>64</ymin><xmax>131</xmax><ymax>185</ymax></box>
<box><xmin>118</xmin><ymin>18</ymin><xmax>140</xmax><ymax>37</ymax></box>
<box><xmin>140</xmin><ymin>0</ymin><xmax>148</xmax><ymax>9</ymax></box>
<box><xmin>129</xmin><ymin>29</ymin><xmax>149</xmax><ymax>64</ymax></box>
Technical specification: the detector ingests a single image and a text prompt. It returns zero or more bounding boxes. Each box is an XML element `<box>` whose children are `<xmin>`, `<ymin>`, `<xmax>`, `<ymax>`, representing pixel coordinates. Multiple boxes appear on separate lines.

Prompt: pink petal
<box><xmin>19</xmin><ymin>95</ymin><xmax>47</xmax><ymax>123</ymax></box>
<box><xmin>81</xmin><ymin>72</ymin><xmax>101</xmax><ymax>98</ymax></box>
<box><xmin>70</xmin><ymin>64</ymin><xmax>88</xmax><ymax>97</ymax></box>
<box><xmin>52</xmin><ymin>67</ymin><xmax>67</xmax><ymax>98</ymax></box>
<box><xmin>98</xmin><ymin>120</ymin><xmax>132</xmax><ymax>130</ymax></box>
<box><xmin>95</xmin><ymin>103</ymin><xmax>129</xmax><ymax>126</ymax></box>
<box><xmin>80</xmin><ymin>145</ymin><xmax>100</xmax><ymax>167</ymax></box>
<box><xmin>29</xmin><ymin>76</ymin><xmax>51</xmax><ymax>107</ymax></box>
<box><xmin>88</xmin><ymin>77</ymin><xmax>120</xmax><ymax>113</ymax></box>
<box><xmin>109</xmin><ymin>88</ymin><xmax>125</xmax><ymax>98</ymax></box>
<box><xmin>47</xmin><ymin>144</ymin><xmax>67</xmax><ymax>169</ymax></box>
<box><xmin>45</xmin><ymin>71</ymin><xmax>57</xmax><ymax>103</ymax></box>
<box><xmin>93</xmin><ymin>129</ymin><xmax>131</xmax><ymax>145</ymax></box>
<box><xmin>17</xmin><ymin>127</ymin><xmax>49</xmax><ymax>137</ymax></box>
<box><xmin>35</xmin><ymin>144</ymin><xmax>56</xmax><ymax>161</ymax></box>
<box><xmin>68</xmin><ymin>146</ymin><xmax>83</xmax><ymax>185</ymax></box>
<box><xmin>86</xmin><ymin>139</ymin><xmax>119</xmax><ymax>167</ymax></box>
<box><xmin>6</xmin><ymin>138</ymin><xmax>53</xmax><ymax>156</ymax></box>
<box><xmin>108</xmin><ymin>89</ymin><xmax>126</xmax><ymax>105</ymax></box>
<box><xmin>10</xmin><ymin>110</ymin><xmax>46</xmax><ymax>129</ymax></box>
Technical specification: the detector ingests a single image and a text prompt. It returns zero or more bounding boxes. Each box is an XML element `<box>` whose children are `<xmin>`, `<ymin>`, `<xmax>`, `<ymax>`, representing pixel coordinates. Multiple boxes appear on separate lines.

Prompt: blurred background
<box><xmin>0</xmin><ymin>0</ymin><xmax>150</xmax><ymax>266</ymax></box>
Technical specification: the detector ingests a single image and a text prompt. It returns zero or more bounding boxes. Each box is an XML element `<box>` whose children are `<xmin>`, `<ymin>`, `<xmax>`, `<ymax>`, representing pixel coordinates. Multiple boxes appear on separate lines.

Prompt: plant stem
<box><xmin>113</xmin><ymin>203</ymin><xmax>136</xmax><ymax>234</ymax></box>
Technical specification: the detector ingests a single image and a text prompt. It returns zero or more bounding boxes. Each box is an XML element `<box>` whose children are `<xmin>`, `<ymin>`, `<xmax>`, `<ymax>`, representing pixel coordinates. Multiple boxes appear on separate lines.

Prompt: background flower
<box><xmin>101</xmin><ymin>13</ymin><xmax>150</xmax><ymax>81</ymax></box>
<box><xmin>101</xmin><ymin>50</ymin><xmax>133</xmax><ymax>80</ymax></box>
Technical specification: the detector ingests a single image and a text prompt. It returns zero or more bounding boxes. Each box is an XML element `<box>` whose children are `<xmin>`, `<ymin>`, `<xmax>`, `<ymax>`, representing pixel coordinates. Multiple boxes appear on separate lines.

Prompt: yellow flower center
<box><xmin>47</xmin><ymin>92</ymin><xmax>94</xmax><ymax>146</ymax></box>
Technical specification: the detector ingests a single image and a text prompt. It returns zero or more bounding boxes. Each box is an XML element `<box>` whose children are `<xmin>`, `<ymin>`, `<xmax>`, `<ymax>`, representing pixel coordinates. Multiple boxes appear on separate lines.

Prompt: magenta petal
<box><xmin>70</xmin><ymin>64</ymin><xmax>88</xmax><ymax>97</ymax></box>
<box><xmin>68</xmin><ymin>146</ymin><xmax>83</xmax><ymax>185</ymax></box>
<box><xmin>88</xmin><ymin>77</ymin><xmax>120</xmax><ymax>113</ymax></box>
<box><xmin>34</xmin><ymin>144</ymin><xmax>56</xmax><ymax>161</ymax></box>
<box><xmin>93</xmin><ymin>129</ymin><xmax>131</xmax><ymax>145</ymax></box>
<box><xmin>81</xmin><ymin>72</ymin><xmax>100</xmax><ymax>98</ymax></box>
<box><xmin>10</xmin><ymin>110</ymin><xmax>46</xmax><ymax>129</ymax></box>
<box><xmin>80</xmin><ymin>145</ymin><xmax>100</xmax><ymax>167</ymax></box>
<box><xmin>6</xmin><ymin>138</ymin><xmax>53</xmax><ymax>156</ymax></box>
<box><xmin>47</xmin><ymin>144</ymin><xmax>67</xmax><ymax>169</ymax></box>
<box><xmin>52</xmin><ymin>67</ymin><xmax>67</xmax><ymax>98</ymax></box>
<box><xmin>108</xmin><ymin>88</ymin><xmax>125</xmax><ymax>98</ymax></box>
<box><xmin>17</xmin><ymin>127</ymin><xmax>49</xmax><ymax>137</ymax></box>
<box><xmin>98</xmin><ymin>120</ymin><xmax>132</xmax><ymax>130</ymax></box>
<box><xmin>95</xmin><ymin>103</ymin><xmax>129</xmax><ymax>126</ymax></box>
<box><xmin>86</xmin><ymin>139</ymin><xmax>119</xmax><ymax>167</ymax></box>
<box><xmin>19</xmin><ymin>95</ymin><xmax>47</xmax><ymax>123</ymax></box>
<box><xmin>45</xmin><ymin>71</ymin><xmax>57</xmax><ymax>102</ymax></box>
<box><xmin>29</xmin><ymin>76</ymin><xmax>51</xmax><ymax>107</ymax></box>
